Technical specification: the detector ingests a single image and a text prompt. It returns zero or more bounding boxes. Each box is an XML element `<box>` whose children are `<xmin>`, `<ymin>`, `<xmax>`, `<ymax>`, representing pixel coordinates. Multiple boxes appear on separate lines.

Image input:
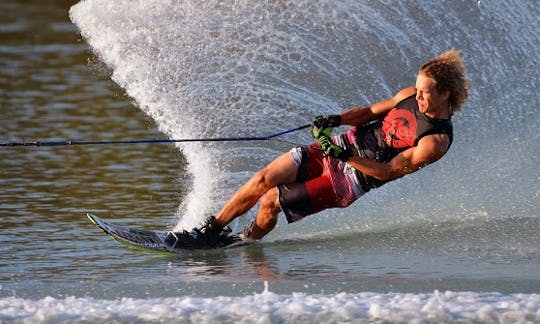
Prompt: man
<box><xmin>165</xmin><ymin>49</ymin><xmax>469</xmax><ymax>249</ymax></box>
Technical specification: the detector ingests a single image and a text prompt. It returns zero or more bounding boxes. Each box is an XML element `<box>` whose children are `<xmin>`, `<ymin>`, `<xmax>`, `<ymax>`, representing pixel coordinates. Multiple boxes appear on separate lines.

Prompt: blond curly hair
<box><xmin>420</xmin><ymin>50</ymin><xmax>469</xmax><ymax>113</ymax></box>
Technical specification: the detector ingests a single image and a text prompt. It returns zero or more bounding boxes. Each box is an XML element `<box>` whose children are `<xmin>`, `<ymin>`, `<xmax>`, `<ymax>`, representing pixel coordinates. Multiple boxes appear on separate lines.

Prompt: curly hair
<box><xmin>420</xmin><ymin>50</ymin><xmax>469</xmax><ymax>113</ymax></box>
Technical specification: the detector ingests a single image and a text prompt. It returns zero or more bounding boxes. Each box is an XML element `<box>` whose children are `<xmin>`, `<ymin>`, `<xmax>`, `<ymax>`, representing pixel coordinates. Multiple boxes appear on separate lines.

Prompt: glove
<box><xmin>317</xmin><ymin>135</ymin><xmax>351</xmax><ymax>162</ymax></box>
<box><xmin>325</xmin><ymin>143</ymin><xmax>351</xmax><ymax>162</ymax></box>
<box><xmin>316</xmin><ymin>133</ymin><xmax>332</xmax><ymax>151</ymax></box>
<box><xmin>311</xmin><ymin>114</ymin><xmax>341</xmax><ymax>140</ymax></box>
<box><xmin>313</xmin><ymin>114</ymin><xmax>342</xmax><ymax>129</ymax></box>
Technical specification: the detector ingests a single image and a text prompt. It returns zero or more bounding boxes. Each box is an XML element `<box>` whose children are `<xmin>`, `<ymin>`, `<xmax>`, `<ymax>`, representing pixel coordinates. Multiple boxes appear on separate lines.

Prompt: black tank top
<box><xmin>344</xmin><ymin>94</ymin><xmax>453</xmax><ymax>191</ymax></box>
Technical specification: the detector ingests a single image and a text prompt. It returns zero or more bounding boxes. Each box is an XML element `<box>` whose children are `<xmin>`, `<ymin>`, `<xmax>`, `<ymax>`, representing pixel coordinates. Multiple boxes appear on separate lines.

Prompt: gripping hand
<box><xmin>313</xmin><ymin>114</ymin><xmax>342</xmax><ymax>129</ymax></box>
<box><xmin>311</xmin><ymin>114</ymin><xmax>342</xmax><ymax>140</ymax></box>
<box><xmin>317</xmin><ymin>135</ymin><xmax>351</xmax><ymax>162</ymax></box>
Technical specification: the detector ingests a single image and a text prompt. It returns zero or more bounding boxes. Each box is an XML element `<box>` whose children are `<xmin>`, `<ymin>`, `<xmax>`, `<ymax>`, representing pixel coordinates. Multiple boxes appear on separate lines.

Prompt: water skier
<box><xmin>165</xmin><ymin>50</ymin><xmax>469</xmax><ymax>248</ymax></box>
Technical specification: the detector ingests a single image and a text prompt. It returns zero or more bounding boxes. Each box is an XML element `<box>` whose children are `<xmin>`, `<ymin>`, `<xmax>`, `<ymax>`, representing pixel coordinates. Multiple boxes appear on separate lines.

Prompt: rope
<box><xmin>0</xmin><ymin>124</ymin><xmax>311</xmax><ymax>148</ymax></box>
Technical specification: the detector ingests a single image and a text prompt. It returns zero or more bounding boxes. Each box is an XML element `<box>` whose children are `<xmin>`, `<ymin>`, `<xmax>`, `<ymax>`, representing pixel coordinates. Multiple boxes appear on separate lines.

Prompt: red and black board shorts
<box><xmin>278</xmin><ymin>146</ymin><xmax>363</xmax><ymax>223</ymax></box>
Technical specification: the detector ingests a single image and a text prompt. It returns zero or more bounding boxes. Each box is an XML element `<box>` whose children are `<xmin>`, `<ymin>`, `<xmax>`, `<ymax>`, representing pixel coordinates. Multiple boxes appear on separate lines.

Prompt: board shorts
<box><xmin>278</xmin><ymin>145</ymin><xmax>365</xmax><ymax>223</ymax></box>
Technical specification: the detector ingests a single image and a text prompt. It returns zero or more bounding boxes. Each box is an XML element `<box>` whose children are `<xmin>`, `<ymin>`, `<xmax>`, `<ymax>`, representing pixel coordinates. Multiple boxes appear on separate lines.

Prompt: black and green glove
<box><xmin>311</xmin><ymin>114</ymin><xmax>342</xmax><ymax>140</ymax></box>
<box><xmin>313</xmin><ymin>114</ymin><xmax>342</xmax><ymax>129</ymax></box>
<box><xmin>312</xmin><ymin>114</ymin><xmax>349</xmax><ymax>161</ymax></box>
<box><xmin>317</xmin><ymin>135</ymin><xmax>351</xmax><ymax>162</ymax></box>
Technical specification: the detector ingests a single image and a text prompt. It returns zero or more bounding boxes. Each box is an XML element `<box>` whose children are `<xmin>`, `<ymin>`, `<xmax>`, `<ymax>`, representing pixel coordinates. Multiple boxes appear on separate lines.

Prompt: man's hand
<box><xmin>317</xmin><ymin>135</ymin><xmax>351</xmax><ymax>162</ymax></box>
<box><xmin>313</xmin><ymin>114</ymin><xmax>342</xmax><ymax>129</ymax></box>
<box><xmin>311</xmin><ymin>115</ymin><xmax>341</xmax><ymax>140</ymax></box>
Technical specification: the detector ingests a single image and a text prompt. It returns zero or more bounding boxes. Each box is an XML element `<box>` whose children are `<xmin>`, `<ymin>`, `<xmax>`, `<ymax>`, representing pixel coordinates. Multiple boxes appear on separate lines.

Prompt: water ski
<box><xmin>87</xmin><ymin>213</ymin><xmax>251</xmax><ymax>253</ymax></box>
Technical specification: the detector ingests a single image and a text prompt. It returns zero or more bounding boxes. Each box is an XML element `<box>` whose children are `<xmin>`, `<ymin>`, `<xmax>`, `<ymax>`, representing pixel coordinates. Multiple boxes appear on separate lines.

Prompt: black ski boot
<box><xmin>164</xmin><ymin>216</ymin><xmax>225</xmax><ymax>249</ymax></box>
<box><xmin>219</xmin><ymin>220</ymin><xmax>256</xmax><ymax>247</ymax></box>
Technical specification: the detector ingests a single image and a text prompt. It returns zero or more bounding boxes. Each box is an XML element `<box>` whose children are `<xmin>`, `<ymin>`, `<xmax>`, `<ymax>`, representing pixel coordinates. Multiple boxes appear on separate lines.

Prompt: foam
<box><xmin>1</xmin><ymin>289</ymin><xmax>538</xmax><ymax>323</ymax></box>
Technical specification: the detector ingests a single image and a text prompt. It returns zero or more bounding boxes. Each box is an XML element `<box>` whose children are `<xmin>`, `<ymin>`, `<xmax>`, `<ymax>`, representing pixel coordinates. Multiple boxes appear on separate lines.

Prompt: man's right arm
<box><xmin>339</xmin><ymin>86</ymin><xmax>416</xmax><ymax>126</ymax></box>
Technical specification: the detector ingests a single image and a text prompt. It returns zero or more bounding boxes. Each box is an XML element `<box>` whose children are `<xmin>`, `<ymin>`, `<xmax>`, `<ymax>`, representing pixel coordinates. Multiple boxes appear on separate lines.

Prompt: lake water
<box><xmin>1</xmin><ymin>0</ymin><xmax>539</xmax><ymax>322</ymax></box>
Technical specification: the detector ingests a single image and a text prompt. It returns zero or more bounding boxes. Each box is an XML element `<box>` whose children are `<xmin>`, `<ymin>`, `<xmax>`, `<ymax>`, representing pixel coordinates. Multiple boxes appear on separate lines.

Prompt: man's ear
<box><xmin>441</xmin><ymin>89</ymin><xmax>450</xmax><ymax>101</ymax></box>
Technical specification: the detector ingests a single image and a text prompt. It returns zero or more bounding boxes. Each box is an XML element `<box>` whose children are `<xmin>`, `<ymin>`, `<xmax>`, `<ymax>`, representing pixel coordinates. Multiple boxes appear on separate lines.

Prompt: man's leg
<box><xmin>164</xmin><ymin>152</ymin><xmax>299</xmax><ymax>249</ymax></box>
<box><xmin>215</xmin><ymin>151</ymin><xmax>298</xmax><ymax>227</ymax></box>
<box><xmin>247</xmin><ymin>187</ymin><xmax>281</xmax><ymax>239</ymax></box>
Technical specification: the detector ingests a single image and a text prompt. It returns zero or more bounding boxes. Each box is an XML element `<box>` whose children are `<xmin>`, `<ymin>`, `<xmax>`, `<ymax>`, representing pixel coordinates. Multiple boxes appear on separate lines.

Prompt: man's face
<box><xmin>415</xmin><ymin>73</ymin><xmax>449</xmax><ymax>116</ymax></box>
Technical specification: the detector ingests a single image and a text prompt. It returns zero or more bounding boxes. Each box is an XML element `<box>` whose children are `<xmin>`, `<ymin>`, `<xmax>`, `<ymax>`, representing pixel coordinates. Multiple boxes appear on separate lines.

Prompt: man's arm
<box><xmin>339</xmin><ymin>87</ymin><xmax>416</xmax><ymax>126</ymax></box>
<box><xmin>346</xmin><ymin>133</ymin><xmax>451</xmax><ymax>181</ymax></box>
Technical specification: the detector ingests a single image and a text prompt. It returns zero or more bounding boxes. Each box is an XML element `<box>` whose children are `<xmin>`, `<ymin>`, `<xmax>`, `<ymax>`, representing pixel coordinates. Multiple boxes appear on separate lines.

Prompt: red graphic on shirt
<box><xmin>381</xmin><ymin>109</ymin><xmax>418</xmax><ymax>148</ymax></box>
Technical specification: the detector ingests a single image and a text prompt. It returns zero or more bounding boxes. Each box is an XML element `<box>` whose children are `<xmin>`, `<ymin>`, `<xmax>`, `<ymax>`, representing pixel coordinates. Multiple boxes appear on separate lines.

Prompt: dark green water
<box><xmin>1</xmin><ymin>0</ymin><xmax>185</xmax><ymax>219</ymax></box>
<box><xmin>1</xmin><ymin>0</ymin><xmax>188</xmax><ymax>298</ymax></box>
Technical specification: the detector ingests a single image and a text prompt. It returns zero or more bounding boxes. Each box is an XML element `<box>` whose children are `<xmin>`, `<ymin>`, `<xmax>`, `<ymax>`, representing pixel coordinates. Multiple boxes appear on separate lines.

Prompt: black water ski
<box><xmin>87</xmin><ymin>213</ymin><xmax>252</xmax><ymax>253</ymax></box>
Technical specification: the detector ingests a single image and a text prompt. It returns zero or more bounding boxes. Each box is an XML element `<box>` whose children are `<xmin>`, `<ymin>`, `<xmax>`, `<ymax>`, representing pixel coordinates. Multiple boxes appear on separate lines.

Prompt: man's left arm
<box><xmin>345</xmin><ymin>134</ymin><xmax>451</xmax><ymax>181</ymax></box>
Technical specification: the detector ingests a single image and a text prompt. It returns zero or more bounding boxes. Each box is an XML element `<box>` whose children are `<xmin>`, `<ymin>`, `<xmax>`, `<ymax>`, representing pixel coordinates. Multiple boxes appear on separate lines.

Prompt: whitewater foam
<box><xmin>2</xmin><ymin>289</ymin><xmax>539</xmax><ymax>323</ymax></box>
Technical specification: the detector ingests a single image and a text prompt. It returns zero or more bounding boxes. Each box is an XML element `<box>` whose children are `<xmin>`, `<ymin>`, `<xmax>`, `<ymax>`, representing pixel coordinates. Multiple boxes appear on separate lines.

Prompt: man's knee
<box><xmin>251</xmin><ymin>153</ymin><xmax>297</xmax><ymax>192</ymax></box>
<box><xmin>251</xmin><ymin>168</ymin><xmax>274</xmax><ymax>192</ymax></box>
<box><xmin>249</xmin><ymin>188</ymin><xmax>281</xmax><ymax>239</ymax></box>
<box><xmin>258</xmin><ymin>188</ymin><xmax>281</xmax><ymax>221</ymax></box>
